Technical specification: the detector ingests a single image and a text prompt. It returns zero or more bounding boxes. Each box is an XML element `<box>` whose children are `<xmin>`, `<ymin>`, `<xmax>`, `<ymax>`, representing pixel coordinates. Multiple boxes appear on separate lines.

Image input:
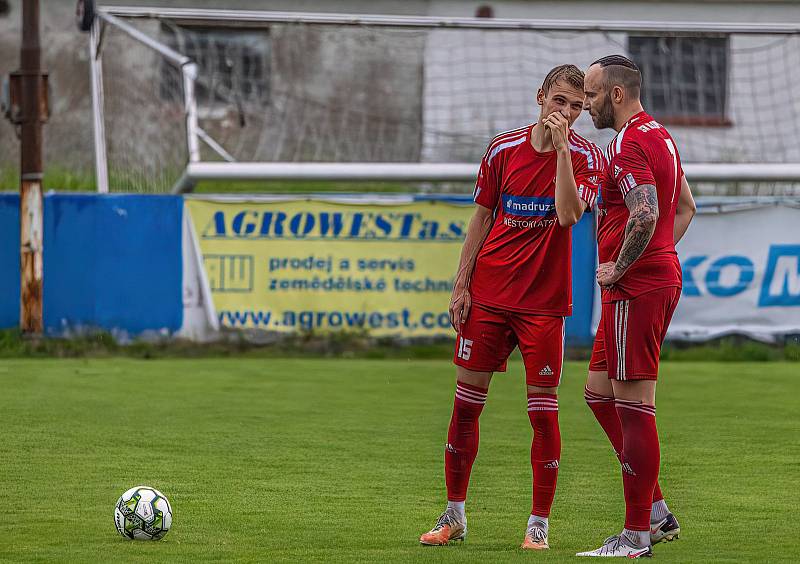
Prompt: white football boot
<box><xmin>576</xmin><ymin>534</ymin><xmax>652</xmax><ymax>558</ymax></box>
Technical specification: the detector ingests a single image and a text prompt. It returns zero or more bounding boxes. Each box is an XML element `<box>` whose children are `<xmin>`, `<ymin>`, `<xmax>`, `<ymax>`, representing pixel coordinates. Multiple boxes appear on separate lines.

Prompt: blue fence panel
<box><xmin>567</xmin><ymin>212</ymin><xmax>596</xmax><ymax>345</ymax></box>
<box><xmin>0</xmin><ymin>193</ymin><xmax>183</xmax><ymax>335</ymax></box>
<box><xmin>0</xmin><ymin>195</ymin><xmax>21</xmax><ymax>328</ymax></box>
<box><xmin>44</xmin><ymin>195</ymin><xmax>97</xmax><ymax>329</ymax></box>
<box><xmin>94</xmin><ymin>196</ymin><xmax>183</xmax><ymax>332</ymax></box>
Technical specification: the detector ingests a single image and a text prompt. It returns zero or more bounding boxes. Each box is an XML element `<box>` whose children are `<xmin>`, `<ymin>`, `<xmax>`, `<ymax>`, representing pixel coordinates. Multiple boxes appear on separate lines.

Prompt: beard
<box><xmin>592</xmin><ymin>94</ymin><xmax>615</xmax><ymax>130</ymax></box>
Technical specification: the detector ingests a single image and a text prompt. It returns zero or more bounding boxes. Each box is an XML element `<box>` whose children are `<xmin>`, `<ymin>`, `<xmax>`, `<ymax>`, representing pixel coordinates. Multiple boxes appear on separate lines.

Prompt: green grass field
<box><xmin>1</xmin><ymin>359</ymin><xmax>797</xmax><ymax>563</ymax></box>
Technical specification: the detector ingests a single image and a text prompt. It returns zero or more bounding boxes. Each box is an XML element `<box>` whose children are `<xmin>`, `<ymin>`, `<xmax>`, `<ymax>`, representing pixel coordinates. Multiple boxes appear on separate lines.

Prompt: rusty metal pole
<box><xmin>19</xmin><ymin>0</ymin><xmax>44</xmax><ymax>334</ymax></box>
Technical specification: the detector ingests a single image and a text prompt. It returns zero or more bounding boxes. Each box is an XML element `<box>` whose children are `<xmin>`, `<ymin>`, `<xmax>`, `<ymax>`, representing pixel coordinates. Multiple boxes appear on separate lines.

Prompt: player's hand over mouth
<box><xmin>543</xmin><ymin>111</ymin><xmax>570</xmax><ymax>152</ymax></box>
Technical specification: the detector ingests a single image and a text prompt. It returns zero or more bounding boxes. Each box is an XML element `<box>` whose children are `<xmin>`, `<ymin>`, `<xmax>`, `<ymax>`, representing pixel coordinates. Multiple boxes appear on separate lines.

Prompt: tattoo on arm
<box><xmin>615</xmin><ymin>184</ymin><xmax>659</xmax><ymax>275</ymax></box>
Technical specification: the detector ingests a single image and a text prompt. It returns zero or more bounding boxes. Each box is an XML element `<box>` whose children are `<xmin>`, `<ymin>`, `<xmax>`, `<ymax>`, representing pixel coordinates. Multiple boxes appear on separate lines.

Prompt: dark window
<box><xmin>0</xmin><ymin>1</ymin><xmax>9</xmax><ymax>16</ymax></box>
<box><xmin>629</xmin><ymin>35</ymin><xmax>730</xmax><ymax>126</ymax></box>
<box><xmin>475</xmin><ymin>5</ymin><xmax>494</xmax><ymax>18</ymax></box>
<box><xmin>160</xmin><ymin>24</ymin><xmax>270</xmax><ymax>111</ymax></box>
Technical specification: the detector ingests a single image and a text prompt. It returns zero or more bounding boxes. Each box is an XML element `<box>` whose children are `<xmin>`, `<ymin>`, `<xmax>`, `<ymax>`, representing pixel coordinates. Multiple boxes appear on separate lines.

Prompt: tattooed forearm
<box><xmin>615</xmin><ymin>184</ymin><xmax>659</xmax><ymax>276</ymax></box>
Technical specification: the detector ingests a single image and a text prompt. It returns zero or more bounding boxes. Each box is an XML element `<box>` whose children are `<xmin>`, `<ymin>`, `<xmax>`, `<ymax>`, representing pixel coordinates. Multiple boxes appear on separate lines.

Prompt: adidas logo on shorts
<box><xmin>539</xmin><ymin>365</ymin><xmax>554</xmax><ymax>376</ymax></box>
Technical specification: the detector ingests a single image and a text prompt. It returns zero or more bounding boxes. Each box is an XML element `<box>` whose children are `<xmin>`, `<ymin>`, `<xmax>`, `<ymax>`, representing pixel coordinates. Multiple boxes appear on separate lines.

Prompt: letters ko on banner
<box><xmin>668</xmin><ymin>203</ymin><xmax>800</xmax><ymax>341</ymax></box>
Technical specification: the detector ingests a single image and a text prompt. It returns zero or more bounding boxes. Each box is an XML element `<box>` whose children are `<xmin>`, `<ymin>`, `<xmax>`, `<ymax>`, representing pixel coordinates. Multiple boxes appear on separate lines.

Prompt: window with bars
<box><xmin>160</xmin><ymin>24</ymin><xmax>271</xmax><ymax>114</ymax></box>
<box><xmin>629</xmin><ymin>35</ymin><xmax>730</xmax><ymax>126</ymax></box>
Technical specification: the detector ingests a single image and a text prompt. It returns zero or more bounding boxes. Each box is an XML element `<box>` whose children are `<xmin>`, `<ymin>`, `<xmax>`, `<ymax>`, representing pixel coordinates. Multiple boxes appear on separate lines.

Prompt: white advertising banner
<box><xmin>669</xmin><ymin>201</ymin><xmax>800</xmax><ymax>341</ymax></box>
<box><xmin>592</xmin><ymin>200</ymin><xmax>800</xmax><ymax>342</ymax></box>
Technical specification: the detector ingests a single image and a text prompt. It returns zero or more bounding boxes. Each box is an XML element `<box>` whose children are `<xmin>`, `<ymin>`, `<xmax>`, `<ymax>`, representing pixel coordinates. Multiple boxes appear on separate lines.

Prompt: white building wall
<box><xmin>420</xmin><ymin>27</ymin><xmax>800</xmax><ymax>165</ymax></box>
<box><xmin>421</xmin><ymin>2</ymin><xmax>800</xmax><ymax>166</ymax></box>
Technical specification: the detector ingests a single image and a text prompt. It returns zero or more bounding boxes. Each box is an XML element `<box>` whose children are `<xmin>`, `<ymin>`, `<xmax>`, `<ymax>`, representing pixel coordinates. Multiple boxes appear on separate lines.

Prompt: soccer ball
<box><xmin>114</xmin><ymin>486</ymin><xmax>173</xmax><ymax>540</ymax></box>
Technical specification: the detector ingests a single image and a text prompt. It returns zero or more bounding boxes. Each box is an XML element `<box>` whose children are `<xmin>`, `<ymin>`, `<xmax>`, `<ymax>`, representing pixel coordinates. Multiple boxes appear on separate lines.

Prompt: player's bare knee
<box><xmin>455</xmin><ymin>366</ymin><xmax>492</xmax><ymax>389</ymax></box>
<box><xmin>586</xmin><ymin>370</ymin><xmax>614</xmax><ymax>398</ymax></box>
<box><xmin>611</xmin><ymin>379</ymin><xmax>656</xmax><ymax>405</ymax></box>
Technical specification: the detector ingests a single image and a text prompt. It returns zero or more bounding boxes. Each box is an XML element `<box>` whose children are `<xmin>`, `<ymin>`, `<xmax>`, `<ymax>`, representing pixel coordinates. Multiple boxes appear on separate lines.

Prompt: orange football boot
<box><xmin>419</xmin><ymin>509</ymin><xmax>466</xmax><ymax>545</ymax></box>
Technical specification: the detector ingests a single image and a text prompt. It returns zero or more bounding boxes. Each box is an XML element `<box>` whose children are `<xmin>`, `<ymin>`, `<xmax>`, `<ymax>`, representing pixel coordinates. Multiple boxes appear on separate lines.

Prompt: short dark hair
<box><xmin>591</xmin><ymin>55</ymin><xmax>642</xmax><ymax>97</ymax></box>
<box><xmin>541</xmin><ymin>64</ymin><xmax>585</xmax><ymax>95</ymax></box>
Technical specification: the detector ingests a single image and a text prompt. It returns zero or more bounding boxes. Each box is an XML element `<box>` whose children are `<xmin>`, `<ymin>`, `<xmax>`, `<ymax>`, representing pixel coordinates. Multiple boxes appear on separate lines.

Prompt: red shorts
<box><xmin>453</xmin><ymin>302</ymin><xmax>565</xmax><ymax>387</ymax></box>
<box><xmin>589</xmin><ymin>286</ymin><xmax>681</xmax><ymax>381</ymax></box>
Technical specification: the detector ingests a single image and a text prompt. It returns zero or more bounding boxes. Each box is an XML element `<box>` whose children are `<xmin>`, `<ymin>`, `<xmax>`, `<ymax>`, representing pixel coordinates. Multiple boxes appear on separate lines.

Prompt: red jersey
<box><xmin>598</xmin><ymin>111</ymin><xmax>683</xmax><ymax>303</ymax></box>
<box><xmin>470</xmin><ymin>123</ymin><xmax>603</xmax><ymax>316</ymax></box>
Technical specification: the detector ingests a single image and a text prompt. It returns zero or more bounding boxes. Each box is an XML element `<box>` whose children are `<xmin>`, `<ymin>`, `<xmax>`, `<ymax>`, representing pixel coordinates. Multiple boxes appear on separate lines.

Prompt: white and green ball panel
<box><xmin>114</xmin><ymin>486</ymin><xmax>173</xmax><ymax>540</ymax></box>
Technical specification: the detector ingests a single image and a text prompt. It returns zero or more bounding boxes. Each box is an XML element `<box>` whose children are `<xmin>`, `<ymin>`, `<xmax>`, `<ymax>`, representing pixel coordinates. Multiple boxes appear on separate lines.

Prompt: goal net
<box><xmin>88</xmin><ymin>8</ymin><xmax>800</xmax><ymax>194</ymax></box>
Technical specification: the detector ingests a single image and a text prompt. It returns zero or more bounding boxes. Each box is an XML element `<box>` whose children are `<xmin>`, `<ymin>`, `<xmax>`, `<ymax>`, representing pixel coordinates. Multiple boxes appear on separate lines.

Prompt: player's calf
<box><xmin>585</xmin><ymin>383</ymin><xmax>678</xmax><ymax>539</ymax></box>
<box><xmin>444</xmin><ymin>380</ymin><xmax>488</xmax><ymax>502</ymax></box>
<box><xmin>420</xmin><ymin>377</ymin><xmax>487</xmax><ymax>546</ymax></box>
<box><xmin>524</xmin><ymin>385</ymin><xmax>560</xmax><ymax>549</ymax></box>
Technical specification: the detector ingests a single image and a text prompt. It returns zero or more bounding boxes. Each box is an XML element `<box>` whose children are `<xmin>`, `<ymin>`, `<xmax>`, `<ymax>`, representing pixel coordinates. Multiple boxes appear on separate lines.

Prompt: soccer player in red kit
<box><xmin>418</xmin><ymin>65</ymin><xmax>603</xmax><ymax>550</ymax></box>
<box><xmin>577</xmin><ymin>55</ymin><xmax>696</xmax><ymax>558</ymax></box>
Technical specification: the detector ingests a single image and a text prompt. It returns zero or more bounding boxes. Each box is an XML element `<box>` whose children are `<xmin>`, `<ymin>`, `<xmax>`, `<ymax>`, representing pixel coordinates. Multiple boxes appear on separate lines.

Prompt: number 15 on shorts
<box><xmin>457</xmin><ymin>337</ymin><xmax>473</xmax><ymax>361</ymax></box>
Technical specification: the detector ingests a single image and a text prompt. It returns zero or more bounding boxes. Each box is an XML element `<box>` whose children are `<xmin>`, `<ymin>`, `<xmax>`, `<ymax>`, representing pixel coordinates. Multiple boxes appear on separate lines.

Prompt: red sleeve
<box><xmin>473</xmin><ymin>147</ymin><xmax>501</xmax><ymax>211</ymax></box>
<box><xmin>571</xmin><ymin>148</ymin><xmax>603</xmax><ymax>210</ymax></box>
<box><xmin>610</xmin><ymin>139</ymin><xmax>655</xmax><ymax>198</ymax></box>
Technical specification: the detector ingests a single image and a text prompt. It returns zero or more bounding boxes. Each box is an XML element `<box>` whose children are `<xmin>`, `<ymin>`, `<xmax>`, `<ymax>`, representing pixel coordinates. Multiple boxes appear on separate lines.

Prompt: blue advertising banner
<box><xmin>0</xmin><ymin>194</ymin><xmax>183</xmax><ymax>335</ymax></box>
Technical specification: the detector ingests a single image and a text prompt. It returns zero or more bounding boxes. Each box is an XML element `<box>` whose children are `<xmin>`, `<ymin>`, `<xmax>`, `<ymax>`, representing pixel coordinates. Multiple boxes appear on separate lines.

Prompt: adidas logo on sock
<box><xmin>539</xmin><ymin>365</ymin><xmax>554</xmax><ymax>376</ymax></box>
<box><xmin>543</xmin><ymin>460</ymin><xmax>559</xmax><ymax>469</ymax></box>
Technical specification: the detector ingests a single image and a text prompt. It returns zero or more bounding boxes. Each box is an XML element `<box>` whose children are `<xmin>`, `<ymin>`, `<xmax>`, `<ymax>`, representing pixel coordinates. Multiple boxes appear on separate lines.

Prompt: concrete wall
<box><xmin>0</xmin><ymin>1</ymin><xmax>95</xmax><ymax>184</ymax></box>
<box><xmin>0</xmin><ymin>0</ymin><xmax>427</xmax><ymax>189</ymax></box>
<box><xmin>1</xmin><ymin>0</ymin><xmax>798</xmax><ymax>190</ymax></box>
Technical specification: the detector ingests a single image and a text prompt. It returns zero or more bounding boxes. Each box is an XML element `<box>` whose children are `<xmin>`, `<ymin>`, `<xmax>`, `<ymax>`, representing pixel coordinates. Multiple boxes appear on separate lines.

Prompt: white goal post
<box><xmin>85</xmin><ymin>6</ymin><xmax>800</xmax><ymax>193</ymax></box>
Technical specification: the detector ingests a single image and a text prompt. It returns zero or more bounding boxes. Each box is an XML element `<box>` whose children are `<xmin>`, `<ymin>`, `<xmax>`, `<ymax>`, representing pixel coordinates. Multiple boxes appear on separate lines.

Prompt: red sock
<box><xmin>444</xmin><ymin>382</ymin><xmax>487</xmax><ymax>502</ymax></box>
<box><xmin>585</xmin><ymin>387</ymin><xmax>664</xmax><ymax>504</ymax></box>
<box><xmin>527</xmin><ymin>393</ymin><xmax>560</xmax><ymax>517</ymax></box>
<box><xmin>616</xmin><ymin>399</ymin><xmax>660</xmax><ymax>531</ymax></box>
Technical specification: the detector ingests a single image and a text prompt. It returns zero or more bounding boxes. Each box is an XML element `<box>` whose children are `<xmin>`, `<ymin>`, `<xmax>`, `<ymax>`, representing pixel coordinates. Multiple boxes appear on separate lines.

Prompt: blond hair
<box><xmin>541</xmin><ymin>64</ymin><xmax>585</xmax><ymax>95</ymax></box>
